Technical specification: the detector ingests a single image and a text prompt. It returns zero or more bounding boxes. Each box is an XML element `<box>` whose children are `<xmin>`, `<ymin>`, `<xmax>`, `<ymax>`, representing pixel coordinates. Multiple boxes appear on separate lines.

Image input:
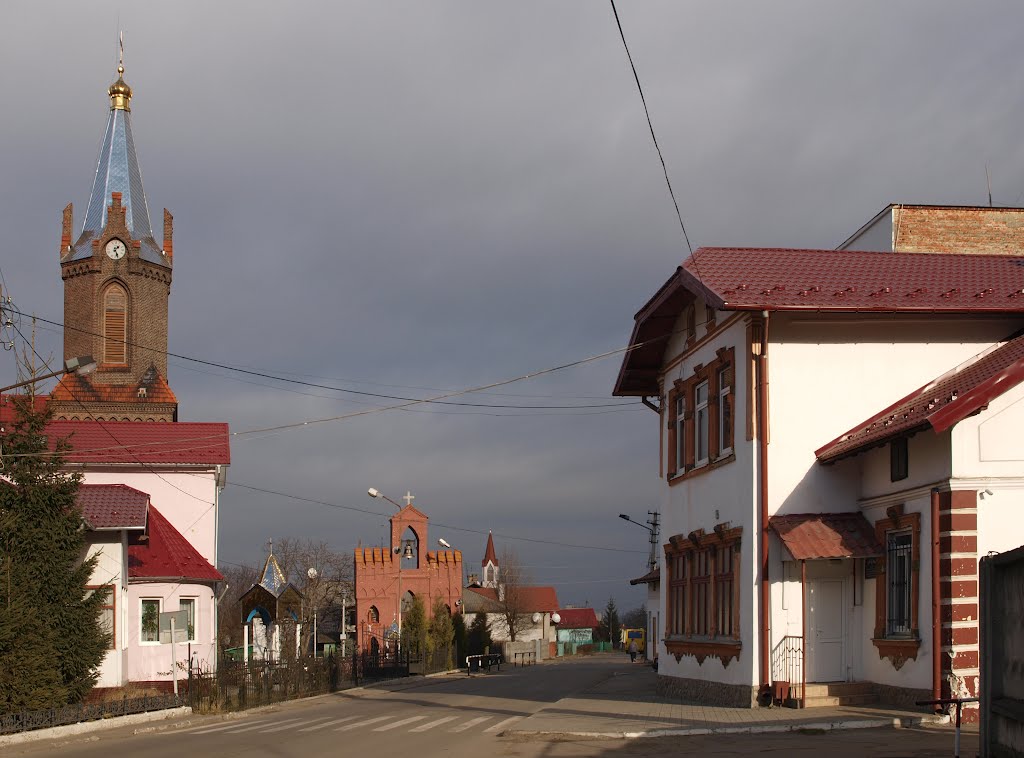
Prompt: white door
<box><xmin>807</xmin><ymin>579</ymin><xmax>845</xmax><ymax>682</ymax></box>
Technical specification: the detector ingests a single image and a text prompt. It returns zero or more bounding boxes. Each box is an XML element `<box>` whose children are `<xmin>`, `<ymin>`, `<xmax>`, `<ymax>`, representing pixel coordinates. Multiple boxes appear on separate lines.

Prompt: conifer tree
<box><xmin>467</xmin><ymin>611</ymin><xmax>492</xmax><ymax>656</ymax></box>
<box><xmin>0</xmin><ymin>396</ymin><xmax>109</xmax><ymax>708</ymax></box>
<box><xmin>426</xmin><ymin>596</ymin><xmax>454</xmax><ymax>669</ymax></box>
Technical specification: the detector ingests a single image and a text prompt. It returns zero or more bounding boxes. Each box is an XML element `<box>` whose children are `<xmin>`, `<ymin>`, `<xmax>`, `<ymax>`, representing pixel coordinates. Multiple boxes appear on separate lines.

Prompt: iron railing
<box><xmin>0</xmin><ymin>694</ymin><xmax>183</xmax><ymax>736</ymax></box>
<box><xmin>770</xmin><ymin>635</ymin><xmax>803</xmax><ymax>706</ymax></box>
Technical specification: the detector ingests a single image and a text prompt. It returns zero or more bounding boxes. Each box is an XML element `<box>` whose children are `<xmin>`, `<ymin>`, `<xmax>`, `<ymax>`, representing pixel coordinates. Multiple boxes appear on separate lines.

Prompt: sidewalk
<box><xmin>506</xmin><ymin>661</ymin><xmax>947</xmax><ymax>739</ymax></box>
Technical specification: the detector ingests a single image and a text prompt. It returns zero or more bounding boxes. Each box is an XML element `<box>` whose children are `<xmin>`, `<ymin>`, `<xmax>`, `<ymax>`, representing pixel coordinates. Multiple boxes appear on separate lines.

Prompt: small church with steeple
<box><xmin>49</xmin><ymin>62</ymin><xmax>177</xmax><ymax>422</ymax></box>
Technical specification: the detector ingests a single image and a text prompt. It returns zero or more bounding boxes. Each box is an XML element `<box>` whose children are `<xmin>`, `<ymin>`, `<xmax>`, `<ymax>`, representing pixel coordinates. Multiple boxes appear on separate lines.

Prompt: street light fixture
<box><xmin>367</xmin><ymin>487</ymin><xmax>403</xmax><ymax>510</ymax></box>
<box><xmin>0</xmin><ymin>354</ymin><xmax>97</xmax><ymax>394</ymax></box>
<box><xmin>618</xmin><ymin>512</ymin><xmax>660</xmax><ymax>571</ymax></box>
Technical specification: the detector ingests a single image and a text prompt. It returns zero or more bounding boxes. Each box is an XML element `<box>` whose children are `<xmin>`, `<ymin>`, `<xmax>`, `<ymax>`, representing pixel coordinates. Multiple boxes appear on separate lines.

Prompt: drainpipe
<box><xmin>931</xmin><ymin>488</ymin><xmax>941</xmax><ymax>703</ymax></box>
<box><xmin>801</xmin><ymin>559</ymin><xmax>807</xmax><ymax>708</ymax></box>
<box><xmin>758</xmin><ymin>311</ymin><xmax>771</xmax><ymax>693</ymax></box>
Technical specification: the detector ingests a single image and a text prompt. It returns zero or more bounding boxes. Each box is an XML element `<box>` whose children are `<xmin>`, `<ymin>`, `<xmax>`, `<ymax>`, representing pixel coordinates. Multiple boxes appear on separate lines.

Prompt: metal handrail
<box><xmin>915</xmin><ymin>697</ymin><xmax>979</xmax><ymax>758</ymax></box>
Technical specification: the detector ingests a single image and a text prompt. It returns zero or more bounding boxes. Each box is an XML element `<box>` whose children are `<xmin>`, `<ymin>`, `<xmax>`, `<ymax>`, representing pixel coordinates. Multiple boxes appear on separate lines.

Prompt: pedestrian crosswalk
<box><xmin>178</xmin><ymin>710</ymin><xmax>524</xmax><ymax>738</ymax></box>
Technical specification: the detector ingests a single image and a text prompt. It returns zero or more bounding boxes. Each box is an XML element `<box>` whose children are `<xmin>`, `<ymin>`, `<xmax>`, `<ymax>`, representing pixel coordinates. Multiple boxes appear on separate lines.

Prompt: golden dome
<box><xmin>108</xmin><ymin>64</ymin><xmax>132</xmax><ymax>111</ymax></box>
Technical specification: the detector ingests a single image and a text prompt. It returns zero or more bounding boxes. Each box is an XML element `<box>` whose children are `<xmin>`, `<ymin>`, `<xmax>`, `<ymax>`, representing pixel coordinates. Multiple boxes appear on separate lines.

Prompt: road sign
<box><xmin>159</xmin><ymin>610</ymin><xmax>188</xmax><ymax>644</ymax></box>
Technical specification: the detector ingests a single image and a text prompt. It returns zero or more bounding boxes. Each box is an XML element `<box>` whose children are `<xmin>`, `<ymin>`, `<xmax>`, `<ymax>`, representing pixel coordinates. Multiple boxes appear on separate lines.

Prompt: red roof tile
<box><xmin>466</xmin><ymin>585</ymin><xmax>559</xmax><ymax>612</ymax></box>
<box><xmin>78</xmin><ymin>484</ymin><xmax>149</xmax><ymax>530</ymax></box>
<box><xmin>682</xmin><ymin>248</ymin><xmax>1024</xmax><ymax>313</ymax></box>
<box><xmin>615</xmin><ymin>248</ymin><xmax>1024</xmax><ymax>395</ymax></box>
<box><xmin>556</xmin><ymin>607</ymin><xmax>599</xmax><ymax>629</ymax></box>
<box><xmin>51</xmin><ymin>369</ymin><xmax>177</xmax><ymax>405</ymax></box>
<box><xmin>816</xmin><ymin>334</ymin><xmax>1024</xmax><ymax>462</ymax></box>
<box><xmin>629</xmin><ymin>566</ymin><xmax>660</xmax><ymax>586</ymax></box>
<box><xmin>769</xmin><ymin>512</ymin><xmax>883</xmax><ymax>560</ymax></box>
<box><xmin>46</xmin><ymin>420</ymin><xmax>230</xmax><ymax>465</ymax></box>
<box><xmin>128</xmin><ymin>506</ymin><xmax>223</xmax><ymax>582</ymax></box>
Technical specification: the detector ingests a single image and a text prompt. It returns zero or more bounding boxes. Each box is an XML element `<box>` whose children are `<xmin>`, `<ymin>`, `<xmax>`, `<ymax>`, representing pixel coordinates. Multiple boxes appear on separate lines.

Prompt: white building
<box><xmin>614</xmin><ymin>241</ymin><xmax>1024</xmax><ymax>718</ymax></box>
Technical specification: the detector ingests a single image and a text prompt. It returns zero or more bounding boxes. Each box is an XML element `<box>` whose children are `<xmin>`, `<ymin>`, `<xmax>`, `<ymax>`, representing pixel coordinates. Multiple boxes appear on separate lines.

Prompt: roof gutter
<box><xmin>757</xmin><ymin>311</ymin><xmax>771</xmax><ymax>698</ymax></box>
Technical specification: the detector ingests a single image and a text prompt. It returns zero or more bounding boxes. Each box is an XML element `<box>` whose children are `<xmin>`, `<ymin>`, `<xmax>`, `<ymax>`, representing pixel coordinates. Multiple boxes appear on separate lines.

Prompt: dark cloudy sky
<box><xmin>2</xmin><ymin>2</ymin><xmax>1023</xmax><ymax>611</ymax></box>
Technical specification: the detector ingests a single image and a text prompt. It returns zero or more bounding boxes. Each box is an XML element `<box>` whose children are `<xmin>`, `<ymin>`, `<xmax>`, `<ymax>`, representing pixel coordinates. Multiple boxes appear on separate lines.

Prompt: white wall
<box><xmin>125</xmin><ymin>582</ymin><xmax>217</xmax><ymax>682</ymax></box>
<box><xmin>85</xmin><ymin>533</ymin><xmax>125</xmax><ymax>688</ymax></box>
<box><xmin>658</xmin><ymin>315</ymin><xmax>759</xmax><ymax>687</ymax></box>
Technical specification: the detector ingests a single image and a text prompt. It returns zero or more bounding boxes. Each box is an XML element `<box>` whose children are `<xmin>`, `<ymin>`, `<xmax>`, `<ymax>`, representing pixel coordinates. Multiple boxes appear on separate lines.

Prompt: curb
<box><xmin>0</xmin><ymin>707</ymin><xmax>192</xmax><ymax>747</ymax></box>
<box><xmin>506</xmin><ymin>713</ymin><xmax>947</xmax><ymax>740</ymax></box>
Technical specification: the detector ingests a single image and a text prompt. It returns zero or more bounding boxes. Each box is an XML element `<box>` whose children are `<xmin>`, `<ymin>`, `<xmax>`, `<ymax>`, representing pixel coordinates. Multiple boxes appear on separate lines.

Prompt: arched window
<box><xmin>103</xmin><ymin>283</ymin><xmax>128</xmax><ymax>365</ymax></box>
<box><xmin>367</xmin><ymin>606</ymin><xmax>379</xmax><ymax>624</ymax></box>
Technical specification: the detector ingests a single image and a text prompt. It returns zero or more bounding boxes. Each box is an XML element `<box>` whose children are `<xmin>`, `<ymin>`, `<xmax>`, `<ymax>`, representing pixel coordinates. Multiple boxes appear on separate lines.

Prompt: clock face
<box><xmin>105</xmin><ymin>238</ymin><xmax>127</xmax><ymax>260</ymax></box>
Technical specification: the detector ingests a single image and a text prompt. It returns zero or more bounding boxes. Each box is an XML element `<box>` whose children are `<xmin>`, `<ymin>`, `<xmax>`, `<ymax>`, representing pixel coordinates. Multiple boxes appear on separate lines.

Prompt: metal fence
<box><xmin>0</xmin><ymin>694</ymin><xmax>183</xmax><ymax>736</ymax></box>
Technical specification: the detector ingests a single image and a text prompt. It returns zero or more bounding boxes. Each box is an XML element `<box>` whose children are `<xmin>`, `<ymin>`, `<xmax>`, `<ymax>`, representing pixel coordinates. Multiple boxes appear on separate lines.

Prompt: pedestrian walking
<box><xmin>628</xmin><ymin>639</ymin><xmax>638</xmax><ymax>663</ymax></box>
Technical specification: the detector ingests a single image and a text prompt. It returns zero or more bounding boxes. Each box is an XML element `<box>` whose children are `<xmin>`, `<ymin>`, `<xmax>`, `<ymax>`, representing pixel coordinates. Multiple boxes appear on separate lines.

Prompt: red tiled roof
<box><xmin>629</xmin><ymin>566</ymin><xmax>660</xmax><ymax>586</ymax></box>
<box><xmin>482</xmin><ymin>531</ymin><xmax>497</xmax><ymax>567</ymax></box>
<box><xmin>769</xmin><ymin>513</ymin><xmax>883</xmax><ymax>560</ymax></box>
<box><xmin>816</xmin><ymin>334</ymin><xmax>1024</xmax><ymax>463</ymax></box>
<box><xmin>128</xmin><ymin>506</ymin><xmax>223</xmax><ymax>582</ymax></box>
<box><xmin>556</xmin><ymin>607</ymin><xmax>599</xmax><ymax>629</ymax></box>
<box><xmin>0</xmin><ymin>393</ymin><xmax>49</xmax><ymax>424</ymax></box>
<box><xmin>46</xmin><ymin>421</ymin><xmax>230</xmax><ymax>465</ymax></box>
<box><xmin>78</xmin><ymin>484</ymin><xmax>149</xmax><ymax>530</ymax></box>
<box><xmin>615</xmin><ymin>248</ymin><xmax>1024</xmax><ymax>396</ymax></box>
<box><xmin>51</xmin><ymin>370</ymin><xmax>177</xmax><ymax>405</ymax></box>
<box><xmin>466</xmin><ymin>585</ymin><xmax>559</xmax><ymax>613</ymax></box>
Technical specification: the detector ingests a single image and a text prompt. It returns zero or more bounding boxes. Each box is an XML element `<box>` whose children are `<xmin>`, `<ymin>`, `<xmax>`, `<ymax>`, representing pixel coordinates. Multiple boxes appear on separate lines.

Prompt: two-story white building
<box><xmin>614</xmin><ymin>244</ymin><xmax>1024</xmax><ymax>718</ymax></box>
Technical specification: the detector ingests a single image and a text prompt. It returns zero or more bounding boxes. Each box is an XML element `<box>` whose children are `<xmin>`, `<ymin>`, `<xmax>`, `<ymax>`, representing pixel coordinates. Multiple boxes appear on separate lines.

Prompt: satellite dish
<box><xmin>551</xmin><ymin>612</ymin><xmax>561</xmax><ymax>625</ymax></box>
<box><xmin>307</xmin><ymin>567</ymin><xmax>318</xmax><ymax>580</ymax></box>
<box><xmin>532</xmin><ymin>612</ymin><xmax>541</xmax><ymax>624</ymax></box>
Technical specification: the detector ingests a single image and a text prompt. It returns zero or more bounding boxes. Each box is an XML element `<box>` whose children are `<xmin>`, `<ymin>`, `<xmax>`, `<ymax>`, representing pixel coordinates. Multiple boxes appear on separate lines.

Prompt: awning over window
<box><xmin>769</xmin><ymin>512</ymin><xmax>883</xmax><ymax>561</ymax></box>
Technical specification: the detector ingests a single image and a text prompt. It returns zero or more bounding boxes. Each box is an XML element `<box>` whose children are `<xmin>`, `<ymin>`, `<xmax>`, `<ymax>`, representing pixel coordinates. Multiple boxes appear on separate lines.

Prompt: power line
<box><xmin>8</xmin><ymin>307</ymin><xmax>638</xmax><ymax>412</ymax></box>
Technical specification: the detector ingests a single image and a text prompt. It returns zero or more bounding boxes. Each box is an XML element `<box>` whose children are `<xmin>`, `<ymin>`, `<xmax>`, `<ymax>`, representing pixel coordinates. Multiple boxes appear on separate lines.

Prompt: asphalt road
<box><xmin>6</xmin><ymin>657</ymin><xmax>979</xmax><ymax>757</ymax></box>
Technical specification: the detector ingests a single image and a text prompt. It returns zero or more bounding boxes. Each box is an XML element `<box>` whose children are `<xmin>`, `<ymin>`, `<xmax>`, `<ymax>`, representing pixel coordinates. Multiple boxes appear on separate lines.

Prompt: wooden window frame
<box><xmin>663</xmin><ymin>524</ymin><xmax>742</xmax><ymax>666</ymax></box>
<box><xmin>88</xmin><ymin>584</ymin><xmax>116</xmax><ymax>650</ymax></box>
<box><xmin>665</xmin><ymin>347</ymin><xmax>736</xmax><ymax>483</ymax></box>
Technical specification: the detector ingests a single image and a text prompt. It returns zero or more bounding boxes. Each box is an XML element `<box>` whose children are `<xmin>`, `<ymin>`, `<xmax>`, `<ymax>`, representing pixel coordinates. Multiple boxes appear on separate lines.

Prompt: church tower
<box><xmin>481</xmin><ymin>531</ymin><xmax>499</xmax><ymax>589</ymax></box>
<box><xmin>51</xmin><ymin>62</ymin><xmax>177</xmax><ymax>422</ymax></box>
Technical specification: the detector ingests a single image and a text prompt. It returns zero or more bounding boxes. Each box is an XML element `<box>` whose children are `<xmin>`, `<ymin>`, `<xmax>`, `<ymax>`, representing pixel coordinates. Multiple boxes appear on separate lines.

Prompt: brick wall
<box><xmin>894</xmin><ymin>206</ymin><xmax>1024</xmax><ymax>255</ymax></box>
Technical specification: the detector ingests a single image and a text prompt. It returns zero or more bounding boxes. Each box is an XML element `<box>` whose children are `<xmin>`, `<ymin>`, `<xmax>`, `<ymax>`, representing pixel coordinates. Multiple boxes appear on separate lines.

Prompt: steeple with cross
<box><xmin>403</xmin><ymin>491</ymin><xmax>415</xmax><ymax>506</ymax></box>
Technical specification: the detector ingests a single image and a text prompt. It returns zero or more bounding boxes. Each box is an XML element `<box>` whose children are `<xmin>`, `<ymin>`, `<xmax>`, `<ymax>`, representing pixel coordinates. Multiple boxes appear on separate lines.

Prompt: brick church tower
<box><xmin>50</xmin><ymin>62</ymin><xmax>177</xmax><ymax>422</ymax></box>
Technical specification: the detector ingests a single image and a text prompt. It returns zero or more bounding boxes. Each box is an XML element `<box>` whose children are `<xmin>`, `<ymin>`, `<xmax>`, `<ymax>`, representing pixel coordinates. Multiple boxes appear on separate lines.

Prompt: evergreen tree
<box><xmin>467</xmin><ymin>612</ymin><xmax>492</xmax><ymax>656</ymax></box>
<box><xmin>602</xmin><ymin>597</ymin><xmax>621</xmax><ymax>649</ymax></box>
<box><xmin>426</xmin><ymin>596</ymin><xmax>454</xmax><ymax>669</ymax></box>
<box><xmin>0</xmin><ymin>396</ymin><xmax>109</xmax><ymax>708</ymax></box>
<box><xmin>400</xmin><ymin>594</ymin><xmax>427</xmax><ymax>655</ymax></box>
<box><xmin>451</xmin><ymin>611</ymin><xmax>468</xmax><ymax>662</ymax></box>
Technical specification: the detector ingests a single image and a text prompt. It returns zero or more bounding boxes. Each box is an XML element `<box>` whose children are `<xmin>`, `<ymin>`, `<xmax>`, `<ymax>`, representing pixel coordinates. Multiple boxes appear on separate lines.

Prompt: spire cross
<box><xmin>403</xmin><ymin>491</ymin><xmax>415</xmax><ymax>506</ymax></box>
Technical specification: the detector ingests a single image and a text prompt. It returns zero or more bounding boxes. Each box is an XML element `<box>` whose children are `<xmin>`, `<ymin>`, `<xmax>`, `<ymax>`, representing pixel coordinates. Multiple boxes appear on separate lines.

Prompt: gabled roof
<box><xmin>128</xmin><ymin>506</ymin><xmax>222</xmax><ymax>582</ymax></box>
<box><xmin>51</xmin><ymin>367</ymin><xmax>177</xmax><ymax>406</ymax></box>
<box><xmin>615</xmin><ymin>247</ymin><xmax>1024</xmax><ymax>396</ymax></box>
<box><xmin>466</xmin><ymin>585</ymin><xmax>559</xmax><ymax>613</ymax></box>
<box><xmin>556</xmin><ymin>607</ymin><xmax>599</xmax><ymax>630</ymax></box>
<box><xmin>482</xmin><ymin>531</ymin><xmax>497</xmax><ymax>567</ymax></box>
<box><xmin>77</xmin><ymin>483</ymin><xmax>149</xmax><ymax>530</ymax></box>
<box><xmin>769</xmin><ymin>513</ymin><xmax>883</xmax><ymax>561</ymax></box>
<box><xmin>629</xmin><ymin>566</ymin><xmax>660</xmax><ymax>586</ymax></box>
<box><xmin>816</xmin><ymin>333</ymin><xmax>1024</xmax><ymax>463</ymax></box>
<box><xmin>45</xmin><ymin>420</ymin><xmax>230</xmax><ymax>465</ymax></box>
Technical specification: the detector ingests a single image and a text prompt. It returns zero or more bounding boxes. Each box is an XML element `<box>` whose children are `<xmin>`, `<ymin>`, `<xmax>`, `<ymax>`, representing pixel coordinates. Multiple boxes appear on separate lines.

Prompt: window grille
<box><xmin>886</xmin><ymin>531</ymin><xmax>913</xmax><ymax>635</ymax></box>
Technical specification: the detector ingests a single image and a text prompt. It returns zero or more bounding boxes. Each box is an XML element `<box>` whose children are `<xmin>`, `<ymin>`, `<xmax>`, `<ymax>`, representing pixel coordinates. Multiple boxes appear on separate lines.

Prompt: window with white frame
<box><xmin>180</xmin><ymin>598</ymin><xmax>196</xmax><ymax>642</ymax></box>
<box><xmin>694</xmin><ymin>381</ymin><xmax>709</xmax><ymax>465</ymax></box>
<box><xmin>141</xmin><ymin>598</ymin><xmax>161</xmax><ymax>643</ymax></box>
<box><xmin>675</xmin><ymin>394</ymin><xmax>686</xmax><ymax>472</ymax></box>
<box><xmin>718</xmin><ymin>367</ymin><xmax>732</xmax><ymax>455</ymax></box>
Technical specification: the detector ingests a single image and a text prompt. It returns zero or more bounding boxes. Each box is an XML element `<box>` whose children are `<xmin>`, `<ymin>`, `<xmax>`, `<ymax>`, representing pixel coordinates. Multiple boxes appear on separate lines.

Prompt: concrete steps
<box><xmin>800</xmin><ymin>681</ymin><xmax>878</xmax><ymax>708</ymax></box>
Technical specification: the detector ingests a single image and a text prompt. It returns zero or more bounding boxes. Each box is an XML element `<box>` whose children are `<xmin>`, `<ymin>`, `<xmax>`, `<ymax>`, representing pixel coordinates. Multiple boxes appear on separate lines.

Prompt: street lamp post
<box><xmin>618</xmin><ymin>512</ymin><xmax>660</xmax><ymax>571</ymax></box>
<box><xmin>367</xmin><ymin>487</ymin><xmax>414</xmax><ymax>655</ymax></box>
<box><xmin>0</xmin><ymin>355</ymin><xmax>97</xmax><ymax>394</ymax></box>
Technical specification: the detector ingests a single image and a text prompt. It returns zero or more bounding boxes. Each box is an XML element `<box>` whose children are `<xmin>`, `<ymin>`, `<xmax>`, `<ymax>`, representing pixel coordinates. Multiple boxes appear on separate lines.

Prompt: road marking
<box><xmin>336</xmin><ymin>715</ymin><xmax>390</xmax><ymax>731</ymax></box>
<box><xmin>229</xmin><ymin>718</ymin><xmax>305</xmax><ymax>733</ymax></box>
<box><xmin>484</xmin><ymin>717</ymin><xmax>521</xmax><ymax>733</ymax></box>
<box><xmin>410</xmin><ymin>716</ymin><xmax>458</xmax><ymax>732</ymax></box>
<box><xmin>187</xmin><ymin>720</ymin><xmax>268</xmax><ymax>735</ymax></box>
<box><xmin>299</xmin><ymin>716</ymin><xmax>359</xmax><ymax>732</ymax></box>
<box><xmin>450</xmin><ymin>716</ymin><xmax>491</xmax><ymax>732</ymax></box>
<box><xmin>260</xmin><ymin>717</ymin><xmax>329</xmax><ymax>733</ymax></box>
<box><xmin>373</xmin><ymin>715</ymin><xmax>426</xmax><ymax>731</ymax></box>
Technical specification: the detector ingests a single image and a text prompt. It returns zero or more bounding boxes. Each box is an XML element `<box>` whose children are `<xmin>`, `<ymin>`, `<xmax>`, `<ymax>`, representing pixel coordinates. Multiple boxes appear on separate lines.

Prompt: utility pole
<box><xmin>646</xmin><ymin>511</ymin><xmax>660</xmax><ymax>572</ymax></box>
